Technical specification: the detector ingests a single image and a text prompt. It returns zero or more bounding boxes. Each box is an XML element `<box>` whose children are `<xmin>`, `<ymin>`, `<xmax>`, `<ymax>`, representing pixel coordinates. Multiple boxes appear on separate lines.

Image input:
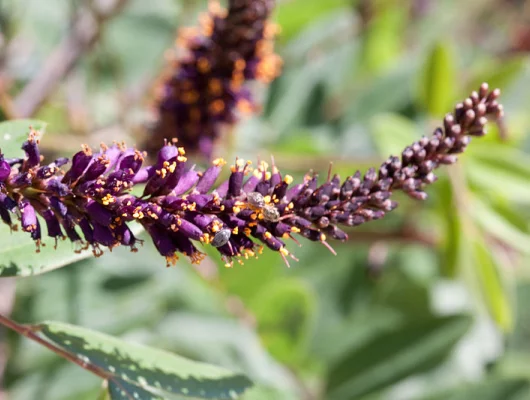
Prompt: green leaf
<box><xmin>419</xmin><ymin>41</ymin><xmax>457</xmax><ymax>117</ymax></box>
<box><xmin>37</xmin><ymin>321</ymin><xmax>253</xmax><ymax>399</ymax></box>
<box><xmin>469</xmin><ymin>56</ymin><xmax>526</xmax><ymax>95</ymax></box>
<box><xmin>341</xmin><ymin>61</ymin><xmax>416</xmax><ymax>126</ymax></box>
<box><xmin>275</xmin><ymin>0</ymin><xmax>349</xmax><ymax>43</ymax></box>
<box><xmin>471</xmin><ymin>238</ymin><xmax>514</xmax><ymax>332</ymax></box>
<box><xmin>107</xmin><ymin>379</ymin><xmax>164</xmax><ymax>400</ymax></box>
<box><xmin>469</xmin><ymin>195</ymin><xmax>530</xmax><ymax>254</ymax></box>
<box><xmin>0</xmin><ymin>119</ymin><xmax>47</xmax><ymax>157</ymax></box>
<box><xmin>0</xmin><ymin>224</ymin><xmax>144</xmax><ymax>277</ymax></box>
<box><xmin>369</xmin><ymin>113</ymin><xmax>419</xmax><ymax>157</ymax></box>
<box><xmin>361</xmin><ymin>2</ymin><xmax>407</xmax><ymax>74</ymax></box>
<box><xmin>424</xmin><ymin>378</ymin><xmax>530</xmax><ymax>400</ymax></box>
<box><xmin>250</xmin><ymin>279</ymin><xmax>316</xmax><ymax>365</ymax></box>
<box><xmin>325</xmin><ymin>315</ymin><xmax>472</xmax><ymax>400</ymax></box>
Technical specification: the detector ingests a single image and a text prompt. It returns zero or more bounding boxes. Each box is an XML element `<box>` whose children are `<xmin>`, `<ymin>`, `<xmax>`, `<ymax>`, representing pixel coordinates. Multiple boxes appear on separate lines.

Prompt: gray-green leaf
<box><xmin>36</xmin><ymin>321</ymin><xmax>252</xmax><ymax>399</ymax></box>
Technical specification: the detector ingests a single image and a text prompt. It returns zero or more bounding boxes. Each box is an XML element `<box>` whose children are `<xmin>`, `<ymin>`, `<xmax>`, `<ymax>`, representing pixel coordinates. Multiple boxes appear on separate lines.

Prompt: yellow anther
<box><xmin>213</xmin><ymin>158</ymin><xmax>226</xmax><ymax>167</ymax></box>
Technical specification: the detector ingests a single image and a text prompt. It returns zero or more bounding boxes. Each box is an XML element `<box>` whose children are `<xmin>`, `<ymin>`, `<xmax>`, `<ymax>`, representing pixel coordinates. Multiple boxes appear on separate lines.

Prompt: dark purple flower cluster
<box><xmin>0</xmin><ymin>84</ymin><xmax>503</xmax><ymax>267</ymax></box>
<box><xmin>146</xmin><ymin>0</ymin><xmax>281</xmax><ymax>160</ymax></box>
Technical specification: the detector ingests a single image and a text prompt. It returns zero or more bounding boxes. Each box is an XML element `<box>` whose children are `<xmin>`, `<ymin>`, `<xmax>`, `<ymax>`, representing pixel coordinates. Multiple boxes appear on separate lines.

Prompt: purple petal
<box><xmin>228</xmin><ymin>170</ymin><xmax>244</xmax><ymax>198</ymax></box>
<box><xmin>146</xmin><ymin>224</ymin><xmax>177</xmax><ymax>257</ymax></box>
<box><xmin>21</xmin><ymin>137</ymin><xmax>41</xmax><ymax>168</ymax></box>
<box><xmin>41</xmin><ymin>209</ymin><xmax>63</xmax><ymax>238</ymax></box>
<box><xmin>115</xmin><ymin>223</ymin><xmax>136</xmax><ymax>247</ymax></box>
<box><xmin>213</xmin><ymin>180</ymin><xmax>229</xmax><ymax>198</ymax></box>
<box><xmin>242</xmin><ymin>174</ymin><xmax>260</xmax><ymax>193</ymax></box>
<box><xmin>92</xmin><ymin>222</ymin><xmax>116</xmax><ymax>247</ymax></box>
<box><xmin>132</xmin><ymin>166</ymin><xmax>154</xmax><ymax>184</ymax></box>
<box><xmin>195</xmin><ymin>164</ymin><xmax>222</xmax><ymax>193</ymax></box>
<box><xmin>173</xmin><ymin>170</ymin><xmax>199</xmax><ymax>196</ymax></box>
<box><xmin>178</xmin><ymin>218</ymin><xmax>204</xmax><ymax>241</ymax></box>
<box><xmin>79</xmin><ymin>218</ymin><xmax>94</xmax><ymax>244</ymax></box>
<box><xmin>50</xmin><ymin>197</ymin><xmax>68</xmax><ymax>217</ymax></box>
<box><xmin>20</xmin><ymin>200</ymin><xmax>38</xmax><ymax>233</ymax></box>
<box><xmin>63</xmin><ymin>150</ymin><xmax>92</xmax><ymax>184</ymax></box>
<box><xmin>157</xmin><ymin>145</ymin><xmax>179</xmax><ymax>167</ymax></box>
<box><xmin>86</xmin><ymin>200</ymin><xmax>113</xmax><ymax>226</ymax></box>
<box><xmin>0</xmin><ymin>160</ymin><xmax>11</xmax><ymax>181</ymax></box>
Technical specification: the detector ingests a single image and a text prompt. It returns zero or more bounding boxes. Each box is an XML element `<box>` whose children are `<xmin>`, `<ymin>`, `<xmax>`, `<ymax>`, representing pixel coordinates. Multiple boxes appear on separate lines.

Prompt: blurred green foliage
<box><xmin>1</xmin><ymin>0</ymin><xmax>530</xmax><ymax>399</ymax></box>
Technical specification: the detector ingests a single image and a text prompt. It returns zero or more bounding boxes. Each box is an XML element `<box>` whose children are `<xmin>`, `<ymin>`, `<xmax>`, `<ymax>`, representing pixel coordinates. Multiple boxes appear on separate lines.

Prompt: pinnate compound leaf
<box><xmin>36</xmin><ymin>321</ymin><xmax>253</xmax><ymax>399</ymax></box>
<box><xmin>325</xmin><ymin>315</ymin><xmax>472</xmax><ymax>400</ymax></box>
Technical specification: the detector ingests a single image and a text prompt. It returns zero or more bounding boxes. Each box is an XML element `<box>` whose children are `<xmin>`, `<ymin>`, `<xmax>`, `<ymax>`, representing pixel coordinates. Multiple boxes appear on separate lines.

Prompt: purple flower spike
<box><xmin>144</xmin><ymin>0</ymin><xmax>281</xmax><ymax>160</ymax></box>
<box><xmin>0</xmin><ymin>86</ymin><xmax>504</xmax><ymax>267</ymax></box>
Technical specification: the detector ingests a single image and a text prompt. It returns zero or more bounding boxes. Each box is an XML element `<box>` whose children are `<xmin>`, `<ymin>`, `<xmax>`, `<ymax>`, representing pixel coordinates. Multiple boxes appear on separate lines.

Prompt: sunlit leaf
<box><xmin>469</xmin><ymin>195</ymin><xmax>530</xmax><ymax>254</ymax></box>
<box><xmin>471</xmin><ymin>238</ymin><xmax>514</xmax><ymax>332</ymax></box>
<box><xmin>361</xmin><ymin>2</ymin><xmax>407</xmax><ymax>73</ymax></box>
<box><xmin>37</xmin><ymin>321</ymin><xmax>253</xmax><ymax>399</ymax></box>
<box><xmin>419</xmin><ymin>41</ymin><xmax>457</xmax><ymax>117</ymax></box>
<box><xmin>275</xmin><ymin>0</ymin><xmax>349</xmax><ymax>42</ymax></box>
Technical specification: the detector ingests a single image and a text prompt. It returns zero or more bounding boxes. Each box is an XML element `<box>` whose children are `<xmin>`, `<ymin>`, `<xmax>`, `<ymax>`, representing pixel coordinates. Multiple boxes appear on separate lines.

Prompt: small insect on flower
<box><xmin>247</xmin><ymin>191</ymin><xmax>265</xmax><ymax>210</ymax></box>
<box><xmin>211</xmin><ymin>228</ymin><xmax>231</xmax><ymax>247</ymax></box>
<box><xmin>262</xmin><ymin>204</ymin><xmax>280</xmax><ymax>222</ymax></box>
